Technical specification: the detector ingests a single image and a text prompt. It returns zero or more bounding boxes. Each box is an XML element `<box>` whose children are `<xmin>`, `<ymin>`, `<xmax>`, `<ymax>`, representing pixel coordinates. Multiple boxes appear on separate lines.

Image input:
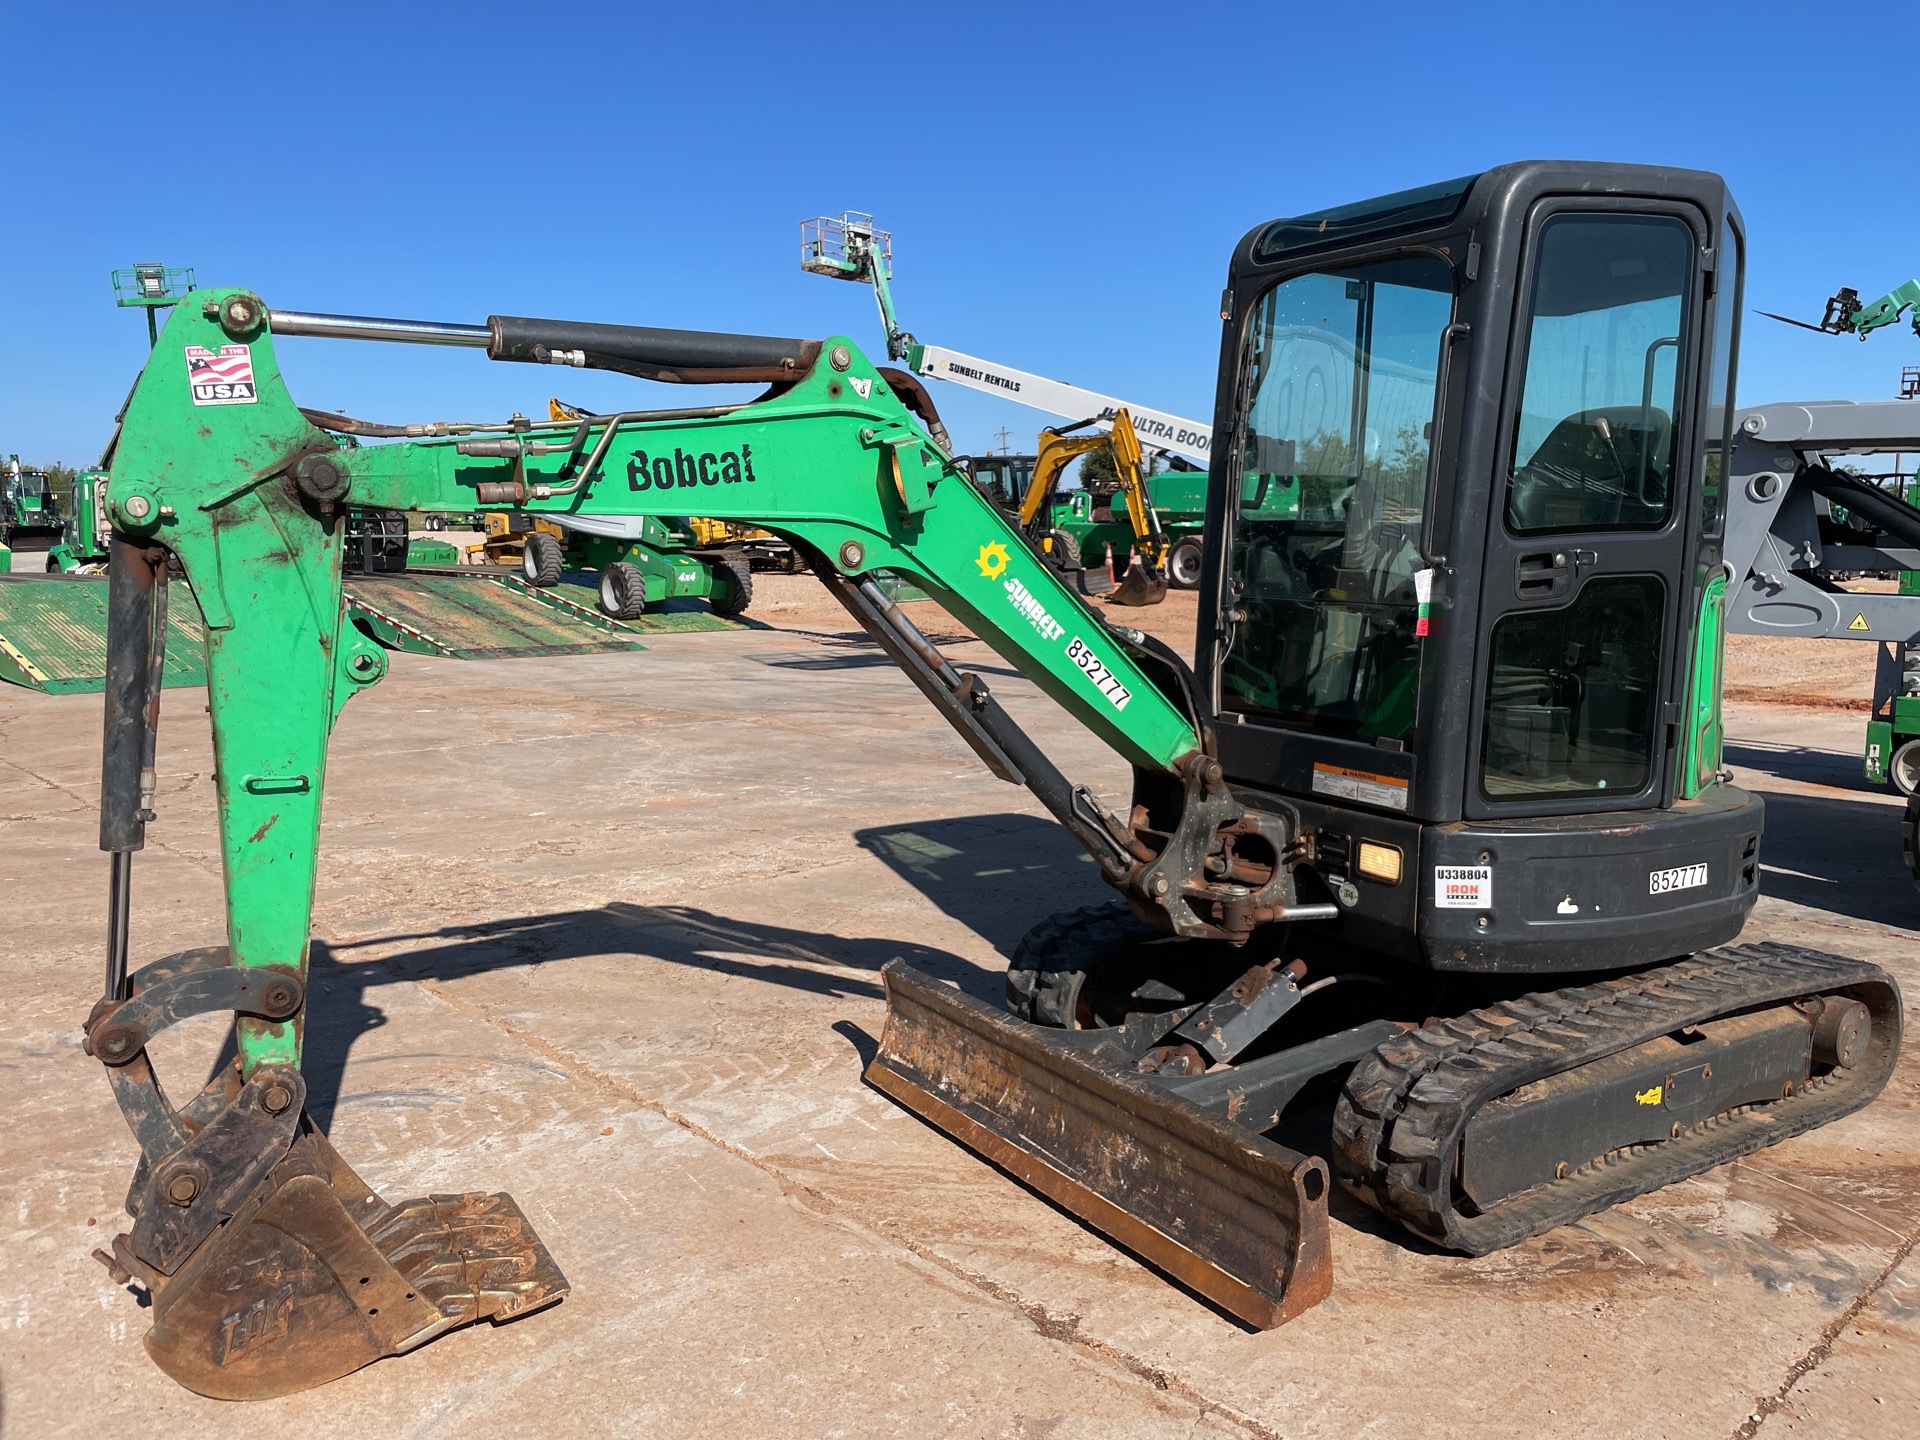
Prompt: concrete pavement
<box><xmin>1</xmin><ymin>627</ymin><xmax>1915</xmax><ymax>1438</ymax></box>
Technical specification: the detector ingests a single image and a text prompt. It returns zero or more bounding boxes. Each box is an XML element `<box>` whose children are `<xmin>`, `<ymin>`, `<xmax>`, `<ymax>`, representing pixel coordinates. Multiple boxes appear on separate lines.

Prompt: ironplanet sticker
<box><xmin>1311</xmin><ymin>762</ymin><xmax>1409</xmax><ymax>812</ymax></box>
<box><xmin>1434</xmin><ymin>865</ymin><xmax>1492</xmax><ymax>909</ymax></box>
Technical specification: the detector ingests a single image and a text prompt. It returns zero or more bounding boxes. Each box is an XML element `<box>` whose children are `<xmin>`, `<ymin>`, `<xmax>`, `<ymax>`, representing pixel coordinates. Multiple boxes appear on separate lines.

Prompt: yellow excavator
<box><xmin>1002</xmin><ymin>408</ymin><xmax>1171</xmax><ymax>606</ymax></box>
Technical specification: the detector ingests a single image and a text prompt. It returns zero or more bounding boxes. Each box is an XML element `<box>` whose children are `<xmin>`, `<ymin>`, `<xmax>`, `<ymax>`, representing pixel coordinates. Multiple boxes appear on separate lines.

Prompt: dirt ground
<box><xmin>754</xmin><ymin>571</ymin><xmax>1889</xmax><ymax>712</ymax></box>
<box><xmin>1</xmin><ymin>573</ymin><xmax>1915</xmax><ymax>1438</ymax></box>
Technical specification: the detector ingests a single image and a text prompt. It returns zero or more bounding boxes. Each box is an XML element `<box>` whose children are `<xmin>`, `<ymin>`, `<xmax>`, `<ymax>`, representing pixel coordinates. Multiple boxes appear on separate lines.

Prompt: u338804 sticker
<box><xmin>1434</xmin><ymin>864</ymin><xmax>1492</xmax><ymax>909</ymax></box>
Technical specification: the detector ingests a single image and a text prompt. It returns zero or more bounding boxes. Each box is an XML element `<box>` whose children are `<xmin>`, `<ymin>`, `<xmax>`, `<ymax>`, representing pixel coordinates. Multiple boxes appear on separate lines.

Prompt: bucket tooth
<box><xmin>136</xmin><ymin>1125</ymin><xmax>567</xmax><ymax>1401</ymax></box>
<box><xmin>867</xmin><ymin>959</ymin><xmax>1332</xmax><ymax>1328</ymax></box>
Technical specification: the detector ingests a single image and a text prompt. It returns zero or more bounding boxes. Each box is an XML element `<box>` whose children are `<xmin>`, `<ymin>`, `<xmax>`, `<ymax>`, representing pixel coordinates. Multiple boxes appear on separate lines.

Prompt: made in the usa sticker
<box><xmin>185</xmin><ymin>344</ymin><xmax>257</xmax><ymax>406</ymax></box>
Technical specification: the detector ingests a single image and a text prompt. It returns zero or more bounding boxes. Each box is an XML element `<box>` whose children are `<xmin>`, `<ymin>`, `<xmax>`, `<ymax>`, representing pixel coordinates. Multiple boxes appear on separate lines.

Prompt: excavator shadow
<box><xmin>855</xmin><ymin>812</ymin><xmax>1112</xmax><ymax>959</ymax></box>
<box><xmin>1723</xmin><ymin>739</ymin><xmax>1913</xmax><ymax>924</ymax></box>
<box><xmin>1739</xmin><ymin>788</ymin><xmax>1915</xmax><ymax>926</ymax></box>
<box><xmin>1724</xmin><ymin>737</ymin><xmax>1880</xmax><ymax>791</ymax></box>
<box><xmin>213</xmin><ymin>905</ymin><xmax>974</xmax><ymax>1130</ymax></box>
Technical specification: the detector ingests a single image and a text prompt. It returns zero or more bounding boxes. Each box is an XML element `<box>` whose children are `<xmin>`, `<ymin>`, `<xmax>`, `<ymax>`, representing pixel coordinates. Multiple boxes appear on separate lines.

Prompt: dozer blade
<box><xmin>117</xmin><ymin>1122</ymin><xmax>567</xmax><ymax>1401</ymax></box>
<box><xmin>1107</xmin><ymin>556</ymin><xmax>1168</xmax><ymax>607</ymax></box>
<box><xmin>867</xmin><ymin>960</ymin><xmax>1332</xmax><ymax>1328</ymax></box>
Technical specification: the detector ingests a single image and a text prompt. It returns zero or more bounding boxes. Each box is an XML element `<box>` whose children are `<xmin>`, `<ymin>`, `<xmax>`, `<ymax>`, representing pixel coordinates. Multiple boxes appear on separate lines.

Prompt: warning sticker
<box><xmin>1312</xmin><ymin>762</ymin><xmax>1409</xmax><ymax>812</ymax></box>
<box><xmin>1848</xmin><ymin>612</ymin><xmax>1871</xmax><ymax>633</ymax></box>
<box><xmin>1434</xmin><ymin>865</ymin><xmax>1492</xmax><ymax>909</ymax></box>
<box><xmin>185</xmin><ymin>344</ymin><xmax>257</xmax><ymax>406</ymax></box>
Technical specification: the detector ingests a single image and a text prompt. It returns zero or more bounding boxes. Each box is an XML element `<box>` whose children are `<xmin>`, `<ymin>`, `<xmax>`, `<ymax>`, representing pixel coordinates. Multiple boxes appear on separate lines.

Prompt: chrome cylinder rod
<box><xmin>105</xmin><ymin>851</ymin><xmax>133</xmax><ymax>1002</ymax></box>
<box><xmin>266</xmin><ymin>310</ymin><xmax>490</xmax><ymax>347</ymax></box>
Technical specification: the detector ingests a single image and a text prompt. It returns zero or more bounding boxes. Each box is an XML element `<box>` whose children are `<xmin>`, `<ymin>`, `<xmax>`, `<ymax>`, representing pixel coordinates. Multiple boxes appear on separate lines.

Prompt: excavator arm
<box><xmin>88</xmin><ymin>291</ymin><xmax>1328</xmax><ymax>1398</ymax></box>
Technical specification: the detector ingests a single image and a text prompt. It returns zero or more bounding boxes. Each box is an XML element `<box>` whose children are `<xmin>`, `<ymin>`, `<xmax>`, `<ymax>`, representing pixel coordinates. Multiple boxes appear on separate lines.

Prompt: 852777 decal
<box><xmin>184</xmin><ymin>344</ymin><xmax>257</xmax><ymax>406</ymax></box>
<box><xmin>1066</xmin><ymin>636</ymin><xmax>1131</xmax><ymax>711</ymax></box>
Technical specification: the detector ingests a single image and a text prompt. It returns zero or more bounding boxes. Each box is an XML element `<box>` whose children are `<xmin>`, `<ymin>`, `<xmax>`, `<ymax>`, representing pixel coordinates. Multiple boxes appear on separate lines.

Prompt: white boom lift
<box><xmin>800</xmin><ymin>212</ymin><xmax>1213</xmax><ymax>464</ymax></box>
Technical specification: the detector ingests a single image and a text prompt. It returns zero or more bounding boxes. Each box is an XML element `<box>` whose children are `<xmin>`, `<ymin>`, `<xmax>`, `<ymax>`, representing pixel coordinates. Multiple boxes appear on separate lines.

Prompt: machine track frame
<box><xmin>1333</xmin><ymin>942</ymin><xmax>1901</xmax><ymax>1254</ymax></box>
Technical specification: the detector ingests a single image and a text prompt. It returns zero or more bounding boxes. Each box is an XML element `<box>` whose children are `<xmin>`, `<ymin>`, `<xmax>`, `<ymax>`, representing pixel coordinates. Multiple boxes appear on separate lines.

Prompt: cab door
<box><xmin>1465</xmin><ymin>202</ymin><xmax>1713</xmax><ymax>820</ymax></box>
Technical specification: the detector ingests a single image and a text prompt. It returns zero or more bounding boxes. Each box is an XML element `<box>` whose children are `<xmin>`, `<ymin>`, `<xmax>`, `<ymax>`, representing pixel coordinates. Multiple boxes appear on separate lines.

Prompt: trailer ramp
<box><xmin>0</xmin><ymin>575</ymin><xmax>208</xmax><ymax>694</ymax></box>
<box><xmin>344</xmin><ymin>570</ymin><xmax>744</xmax><ymax>657</ymax></box>
<box><xmin>342</xmin><ymin>571</ymin><xmax>651</xmax><ymax>659</ymax></box>
<box><xmin>2</xmin><ymin>569</ymin><xmax>746</xmax><ymax>693</ymax></box>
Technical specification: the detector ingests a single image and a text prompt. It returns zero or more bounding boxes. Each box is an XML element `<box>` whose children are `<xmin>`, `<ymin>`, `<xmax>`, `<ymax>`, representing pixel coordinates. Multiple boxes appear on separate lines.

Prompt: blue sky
<box><xmin>4</xmin><ymin>1</ymin><xmax>1917</xmax><ymax>468</ymax></box>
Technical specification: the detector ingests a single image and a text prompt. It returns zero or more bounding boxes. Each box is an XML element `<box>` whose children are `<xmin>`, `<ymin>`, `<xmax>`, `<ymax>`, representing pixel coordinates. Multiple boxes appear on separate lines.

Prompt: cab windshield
<box><xmin>966</xmin><ymin>456</ymin><xmax>1036</xmax><ymax>512</ymax></box>
<box><xmin>1221</xmin><ymin>255</ymin><xmax>1454</xmax><ymax>741</ymax></box>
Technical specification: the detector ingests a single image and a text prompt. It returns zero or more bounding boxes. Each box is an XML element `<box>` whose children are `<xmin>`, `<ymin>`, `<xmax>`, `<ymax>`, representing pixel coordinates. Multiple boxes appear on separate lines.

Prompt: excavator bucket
<box><xmin>1066</xmin><ymin>564</ymin><xmax>1115</xmax><ymax>597</ymax></box>
<box><xmin>90</xmin><ymin>546</ymin><xmax>568</xmax><ymax>1399</ymax></box>
<box><xmin>87</xmin><ymin>947</ymin><xmax>567</xmax><ymax>1400</ymax></box>
<box><xmin>113</xmin><ymin>1119</ymin><xmax>568</xmax><ymax>1400</ymax></box>
<box><xmin>866</xmin><ymin>960</ymin><xmax>1332</xmax><ymax>1328</ymax></box>
<box><xmin>1107</xmin><ymin>554</ymin><xmax>1169</xmax><ymax>607</ymax></box>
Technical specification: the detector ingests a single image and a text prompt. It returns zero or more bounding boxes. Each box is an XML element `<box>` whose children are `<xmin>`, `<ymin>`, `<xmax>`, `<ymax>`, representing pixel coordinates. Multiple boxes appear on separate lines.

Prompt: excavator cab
<box><xmin>1202</xmin><ymin>162</ymin><xmax>1757</xmax><ymax>970</ymax></box>
<box><xmin>959</xmin><ymin>452</ymin><xmax>1038</xmax><ymax>511</ymax></box>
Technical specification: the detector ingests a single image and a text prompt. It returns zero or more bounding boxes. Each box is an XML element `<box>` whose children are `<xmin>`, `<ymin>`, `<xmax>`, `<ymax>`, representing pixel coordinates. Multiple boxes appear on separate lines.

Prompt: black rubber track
<box><xmin>1903</xmin><ymin>792</ymin><xmax>1920</xmax><ymax>897</ymax></box>
<box><xmin>1332</xmin><ymin>942</ymin><xmax>1901</xmax><ymax>1255</ymax></box>
<box><xmin>1005</xmin><ymin>901</ymin><xmax>1159</xmax><ymax>1028</ymax></box>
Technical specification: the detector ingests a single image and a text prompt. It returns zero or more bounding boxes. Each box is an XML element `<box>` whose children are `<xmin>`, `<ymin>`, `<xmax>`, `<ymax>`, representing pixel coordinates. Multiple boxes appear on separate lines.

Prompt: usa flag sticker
<box><xmin>185</xmin><ymin>344</ymin><xmax>258</xmax><ymax>406</ymax></box>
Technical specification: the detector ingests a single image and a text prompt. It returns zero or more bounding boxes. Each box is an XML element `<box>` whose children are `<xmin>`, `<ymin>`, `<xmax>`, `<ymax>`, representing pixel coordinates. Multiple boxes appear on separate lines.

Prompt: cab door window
<box><xmin>1222</xmin><ymin>255</ymin><xmax>1454</xmax><ymax>740</ymax></box>
<box><xmin>1481</xmin><ymin>209</ymin><xmax>1699</xmax><ymax>806</ymax></box>
<box><xmin>1505</xmin><ymin>215</ymin><xmax>1694</xmax><ymax>535</ymax></box>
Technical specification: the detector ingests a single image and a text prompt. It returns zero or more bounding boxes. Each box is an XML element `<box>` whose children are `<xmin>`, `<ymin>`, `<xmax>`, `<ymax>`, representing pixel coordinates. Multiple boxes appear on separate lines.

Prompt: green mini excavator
<box><xmin>83</xmin><ymin>162</ymin><xmax>1900</xmax><ymax>1399</ymax></box>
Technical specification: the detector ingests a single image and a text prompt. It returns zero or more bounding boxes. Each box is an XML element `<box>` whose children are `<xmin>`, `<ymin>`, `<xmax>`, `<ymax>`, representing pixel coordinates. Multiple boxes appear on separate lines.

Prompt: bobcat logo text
<box><xmin>627</xmin><ymin>445</ymin><xmax>758</xmax><ymax>491</ymax></box>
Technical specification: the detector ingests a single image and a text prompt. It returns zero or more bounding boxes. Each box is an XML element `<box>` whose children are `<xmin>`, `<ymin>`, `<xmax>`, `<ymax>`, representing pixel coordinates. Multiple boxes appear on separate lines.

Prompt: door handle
<box><xmin>1515</xmin><ymin>550</ymin><xmax>1572</xmax><ymax>599</ymax></box>
<box><xmin>1515</xmin><ymin>547</ymin><xmax>1601</xmax><ymax>600</ymax></box>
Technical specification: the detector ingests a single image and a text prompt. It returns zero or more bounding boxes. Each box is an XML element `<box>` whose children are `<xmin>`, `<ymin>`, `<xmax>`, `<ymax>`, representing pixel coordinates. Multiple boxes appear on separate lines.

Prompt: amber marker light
<box><xmin>1357</xmin><ymin>842</ymin><xmax>1403</xmax><ymax>885</ymax></box>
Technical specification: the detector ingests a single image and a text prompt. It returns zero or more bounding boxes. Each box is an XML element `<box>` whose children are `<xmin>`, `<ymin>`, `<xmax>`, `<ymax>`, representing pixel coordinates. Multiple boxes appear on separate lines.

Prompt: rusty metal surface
<box><xmin>136</xmin><ymin>1128</ymin><xmax>567</xmax><ymax>1401</ymax></box>
<box><xmin>1107</xmin><ymin>555</ymin><xmax>1169</xmax><ymax>608</ymax></box>
<box><xmin>867</xmin><ymin>959</ymin><xmax>1332</xmax><ymax>1329</ymax></box>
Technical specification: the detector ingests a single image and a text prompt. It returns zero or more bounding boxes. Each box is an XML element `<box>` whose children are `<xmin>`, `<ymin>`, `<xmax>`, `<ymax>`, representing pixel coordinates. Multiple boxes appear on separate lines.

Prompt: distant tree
<box><xmin>1079</xmin><ymin>446</ymin><xmax>1120</xmax><ymax>491</ymax></box>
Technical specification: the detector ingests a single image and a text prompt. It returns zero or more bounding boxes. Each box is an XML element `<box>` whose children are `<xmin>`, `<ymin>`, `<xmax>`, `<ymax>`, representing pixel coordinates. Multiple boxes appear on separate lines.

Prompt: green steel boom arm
<box><xmin>103</xmin><ymin>290</ymin><xmax>1252</xmax><ymax>1076</ymax></box>
<box><xmin>1847</xmin><ymin>278</ymin><xmax>1920</xmax><ymax>338</ymax></box>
